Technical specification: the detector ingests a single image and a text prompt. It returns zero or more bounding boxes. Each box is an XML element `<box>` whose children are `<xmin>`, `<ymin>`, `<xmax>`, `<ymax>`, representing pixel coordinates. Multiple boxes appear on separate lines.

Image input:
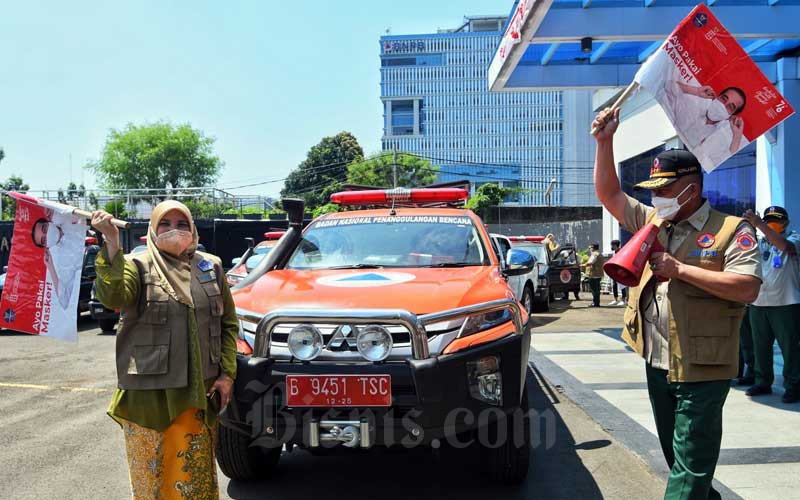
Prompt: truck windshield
<box><xmin>286</xmin><ymin>215</ymin><xmax>487</xmax><ymax>270</ymax></box>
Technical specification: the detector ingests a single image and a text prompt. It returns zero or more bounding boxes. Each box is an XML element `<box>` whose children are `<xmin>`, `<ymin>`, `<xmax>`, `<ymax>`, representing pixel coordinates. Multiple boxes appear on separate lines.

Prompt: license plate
<box><xmin>93</xmin><ymin>307</ymin><xmax>104</xmax><ymax>314</ymax></box>
<box><xmin>285</xmin><ymin>375</ymin><xmax>392</xmax><ymax>407</ymax></box>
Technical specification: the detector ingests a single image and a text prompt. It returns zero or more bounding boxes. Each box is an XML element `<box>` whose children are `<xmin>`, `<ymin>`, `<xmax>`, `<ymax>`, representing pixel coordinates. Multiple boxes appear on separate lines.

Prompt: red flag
<box><xmin>634</xmin><ymin>4</ymin><xmax>794</xmax><ymax>172</ymax></box>
<box><xmin>0</xmin><ymin>194</ymin><xmax>87</xmax><ymax>342</ymax></box>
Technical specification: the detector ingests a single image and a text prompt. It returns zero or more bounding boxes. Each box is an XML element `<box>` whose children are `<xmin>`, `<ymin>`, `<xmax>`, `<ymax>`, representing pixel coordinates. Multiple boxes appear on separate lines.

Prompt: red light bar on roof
<box><xmin>509</xmin><ymin>236</ymin><xmax>545</xmax><ymax>242</ymax></box>
<box><xmin>330</xmin><ymin>188</ymin><xmax>468</xmax><ymax>206</ymax></box>
<box><xmin>263</xmin><ymin>231</ymin><xmax>285</xmax><ymax>240</ymax></box>
<box><xmin>85</xmin><ymin>237</ymin><xmax>98</xmax><ymax>245</ymax></box>
<box><xmin>139</xmin><ymin>235</ymin><xmax>148</xmax><ymax>242</ymax></box>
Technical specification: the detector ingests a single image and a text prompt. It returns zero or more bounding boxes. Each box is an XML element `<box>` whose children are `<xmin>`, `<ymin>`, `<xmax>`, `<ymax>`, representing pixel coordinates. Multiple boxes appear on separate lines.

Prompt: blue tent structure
<box><xmin>489</xmin><ymin>0</ymin><xmax>800</xmax><ymax>219</ymax></box>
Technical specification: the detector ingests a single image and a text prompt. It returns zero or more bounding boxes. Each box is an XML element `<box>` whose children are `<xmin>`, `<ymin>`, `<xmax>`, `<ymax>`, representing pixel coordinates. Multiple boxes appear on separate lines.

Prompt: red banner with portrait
<box><xmin>634</xmin><ymin>4</ymin><xmax>794</xmax><ymax>172</ymax></box>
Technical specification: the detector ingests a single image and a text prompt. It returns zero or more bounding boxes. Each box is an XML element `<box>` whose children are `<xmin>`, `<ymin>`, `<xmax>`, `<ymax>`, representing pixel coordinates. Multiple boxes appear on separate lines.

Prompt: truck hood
<box><xmin>232</xmin><ymin>266</ymin><xmax>513</xmax><ymax>316</ymax></box>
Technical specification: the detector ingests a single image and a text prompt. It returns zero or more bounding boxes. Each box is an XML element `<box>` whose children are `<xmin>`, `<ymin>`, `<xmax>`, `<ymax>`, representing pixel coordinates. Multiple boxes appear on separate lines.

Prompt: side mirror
<box><xmin>282</xmin><ymin>198</ymin><xmax>305</xmax><ymax>226</ymax></box>
<box><xmin>244</xmin><ymin>237</ymin><xmax>255</xmax><ymax>249</ymax></box>
<box><xmin>231</xmin><ymin>257</ymin><xmax>241</xmax><ymax>267</ymax></box>
<box><xmin>504</xmin><ymin>248</ymin><xmax>535</xmax><ymax>276</ymax></box>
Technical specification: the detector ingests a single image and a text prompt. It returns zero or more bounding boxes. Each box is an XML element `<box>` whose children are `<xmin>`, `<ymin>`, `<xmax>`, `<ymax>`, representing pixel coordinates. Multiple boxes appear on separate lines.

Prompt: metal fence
<box><xmin>1</xmin><ymin>187</ymin><xmax>279</xmax><ymax>220</ymax></box>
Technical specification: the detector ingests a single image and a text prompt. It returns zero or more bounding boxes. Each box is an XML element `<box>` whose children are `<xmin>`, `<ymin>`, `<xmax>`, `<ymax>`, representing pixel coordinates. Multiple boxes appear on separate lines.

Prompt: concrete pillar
<box><xmin>413</xmin><ymin>98</ymin><xmax>420</xmax><ymax>135</ymax></box>
<box><xmin>759</xmin><ymin>57</ymin><xmax>800</xmax><ymax>217</ymax></box>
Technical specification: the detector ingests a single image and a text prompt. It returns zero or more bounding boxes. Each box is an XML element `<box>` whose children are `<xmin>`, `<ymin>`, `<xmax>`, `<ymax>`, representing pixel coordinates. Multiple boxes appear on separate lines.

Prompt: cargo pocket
<box><xmin>203</xmin><ymin>282</ymin><xmax>224</xmax><ymax>364</ymax></box>
<box><xmin>624</xmin><ymin>305</ymin><xmax>639</xmax><ymax>339</ymax></box>
<box><xmin>129</xmin><ymin>344</ymin><xmax>169</xmax><ymax>375</ymax></box>
<box><xmin>686</xmin><ymin>300</ymin><xmax>741</xmax><ymax>365</ymax></box>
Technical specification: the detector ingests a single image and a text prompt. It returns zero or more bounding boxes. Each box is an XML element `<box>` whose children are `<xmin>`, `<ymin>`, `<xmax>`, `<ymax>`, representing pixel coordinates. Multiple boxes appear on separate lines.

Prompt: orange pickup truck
<box><xmin>219</xmin><ymin>188</ymin><xmax>534</xmax><ymax>484</ymax></box>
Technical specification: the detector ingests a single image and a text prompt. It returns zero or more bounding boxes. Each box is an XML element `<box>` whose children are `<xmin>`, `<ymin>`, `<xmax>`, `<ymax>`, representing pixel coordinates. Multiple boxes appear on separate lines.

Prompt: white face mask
<box><xmin>651</xmin><ymin>184</ymin><xmax>695</xmax><ymax>220</ymax></box>
<box><xmin>155</xmin><ymin>229</ymin><xmax>193</xmax><ymax>256</ymax></box>
<box><xmin>46</xmin><ymin>224</ymin><xmax>63</xmax><ymax>248</ymax></box>
<box><xmin>706</xmin><ymin>99</ymin><xmax>730</xmax><ymax>122</ymax></box>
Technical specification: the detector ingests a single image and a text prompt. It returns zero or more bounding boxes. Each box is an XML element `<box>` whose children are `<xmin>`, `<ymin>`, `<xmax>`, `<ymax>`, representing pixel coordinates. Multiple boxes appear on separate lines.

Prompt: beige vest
<box><xmin>621</xmin><ymin>208</ymin><xmax>746</xmax><ymax>382</ymax></box>
<box><xmin>587</xmin><ymin>251</ymin><xmax>604</xmax><ymax>278</ymax></box>
<box><xmin>116</xmin><ymin>252</ymin><xmax>224</xmax><ymax>390</ymax></box>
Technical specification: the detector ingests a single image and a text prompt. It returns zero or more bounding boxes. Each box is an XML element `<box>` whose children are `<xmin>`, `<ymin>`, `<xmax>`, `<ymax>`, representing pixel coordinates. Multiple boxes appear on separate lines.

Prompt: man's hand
<box><xmin>730</xmin><ymin>116</ymin><xmax>744</xmax><ymax>137</ymax></box>
<box><xmin>592</xmin><ymin>107</ymin><xmax>620</xmax><ymax>142</ymax></box>
<box><xmin>696</xmin><ymin>85</ymin><xmax>716</xmax><ymax>99</ymax></box>
<box><xmin>649</xmin><ymin>252</ymin><xmax>682</xmax><ymax>280</ymax></box>
<box><xmin>208</xmin><ymin>374</ymin><xmax>234</xmax><ymax>412</ymax></box>
<box><xmin>742</xmin><ymin>209</ymin><xmax>763</xmax><ymax>230</ymax></box>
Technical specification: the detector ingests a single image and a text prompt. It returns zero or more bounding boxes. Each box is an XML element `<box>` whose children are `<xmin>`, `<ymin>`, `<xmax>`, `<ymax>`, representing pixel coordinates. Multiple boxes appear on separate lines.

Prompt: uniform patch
<box><xmin>696</xmin><ymin>233</ymin><xmax>716</xmax><ymax>248</ymax></box>
<box><xmin>690</xmin><ymin>250</ymin><xmax>718</xmax><ymax>258</ymax></box>
<box><xmin>736</xmin><ymin>233</ymin><xmax>756</xmax><ymax>251</ymax></box>
<box><xmin>198</xmin><ymin>259</ymin><xmax>214</xmax><ymax>272</ymax></box>
<box><xmin>198</xmin><ymin>270</ymin><xmax>216</xmax><ymax>283</ymax></box>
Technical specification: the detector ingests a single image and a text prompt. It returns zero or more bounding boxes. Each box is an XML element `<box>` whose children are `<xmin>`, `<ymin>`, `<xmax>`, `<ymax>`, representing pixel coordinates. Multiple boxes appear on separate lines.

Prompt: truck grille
<box><xmin>270</xmin><ymin>323</ymin><xmax>430</xmax><ymax>350</ymax></box>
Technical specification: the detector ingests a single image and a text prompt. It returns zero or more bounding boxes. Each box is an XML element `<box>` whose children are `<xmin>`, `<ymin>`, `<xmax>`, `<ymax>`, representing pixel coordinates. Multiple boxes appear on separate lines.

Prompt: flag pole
<box><xmin>7</xmin><ymin>191</ymin><xmax>131</xmax><ymax>229</ymax></box>
<box><xmin>590</xmin><ymin>81</ymin><xmax>639</xmax><ymax>136</ymax></box>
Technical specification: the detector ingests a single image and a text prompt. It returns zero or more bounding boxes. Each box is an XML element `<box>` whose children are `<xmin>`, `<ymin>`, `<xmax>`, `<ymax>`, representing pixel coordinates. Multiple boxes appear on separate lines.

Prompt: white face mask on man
<box><xmin>155</xmin><ymin>229</ymin><xmax>193</xmax><ymax>256</ymax></box>
<box><xmin>651</xmin><ymin>184</ymin><xmax>696</xmax><ymax>221</ymax></box>
<box><xmin>706</xmin><ymin>100</ymin><xmax>730</xmax><ymax>122</ymax></box>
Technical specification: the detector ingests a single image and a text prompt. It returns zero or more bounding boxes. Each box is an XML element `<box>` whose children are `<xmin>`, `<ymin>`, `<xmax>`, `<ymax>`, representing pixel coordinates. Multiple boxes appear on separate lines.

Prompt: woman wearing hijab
<box><xmin>92</xmin><ymin>201</ymin><xmax>238</xmax><ymax>500</ymax></box>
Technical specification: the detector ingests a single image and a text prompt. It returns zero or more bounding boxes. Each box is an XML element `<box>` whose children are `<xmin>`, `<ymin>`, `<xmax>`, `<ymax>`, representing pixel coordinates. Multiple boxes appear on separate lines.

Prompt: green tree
<box><xmin>1</xmin><ymin>175</ymin><xmax>30</xmax><ymax>220</ymax></box>
<box><xmin>346</xmin><ymin>153</ymin><xmax>438</xmax><ymax>188</ymax></box>
<box><xmin>88</xmin><ymin>192</ymin><xmax>100</xmax><ymax>210</ymax></box>
<box><xmin>281</xmin><ymin>132</ymin><xmax>363</xmax><ymax>210</ymax></box>
<box><xmin>0</xmin><ymin>148</ymin><xmax>4</xmax><ymax>165</ymax></box>
<box><xmin>466</xmin><ymin>183</ymin><xmax>524</xmax><ymax>217</ymax></box>
<box><xmin>89</xmin><ymin>121</ymin><xmax>223</xmax><ymax>190</ymax></box>
<box><xmin>103</xmin><ymin>199</ymin><xmax>129</xmax><ymax>219</ymax></box>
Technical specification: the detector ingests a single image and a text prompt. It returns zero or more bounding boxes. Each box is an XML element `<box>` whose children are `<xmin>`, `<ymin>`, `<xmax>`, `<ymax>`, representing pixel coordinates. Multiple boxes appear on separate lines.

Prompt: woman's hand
<box><xmin>91</xmin><ymin>210</ymin><xmax>121</xmax><ymax>258</ymax></box>
<box><xmin>208</xmin><ymin>374</ymin><xmax>234</xmax><ymax>412</ymax></box>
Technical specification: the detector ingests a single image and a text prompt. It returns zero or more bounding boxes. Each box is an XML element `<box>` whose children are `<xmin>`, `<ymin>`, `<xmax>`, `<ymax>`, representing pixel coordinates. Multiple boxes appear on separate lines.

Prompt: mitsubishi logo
<box><xmin>328</xmin><ymin>325</ymin><xmax>357</xmax><ymax>349</ymax></box>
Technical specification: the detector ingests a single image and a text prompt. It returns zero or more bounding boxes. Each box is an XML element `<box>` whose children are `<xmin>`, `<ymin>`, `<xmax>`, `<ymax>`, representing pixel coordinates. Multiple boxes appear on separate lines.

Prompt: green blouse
<box><xmin>95</xmin><ymin>245</ymin><xmax>239</xmax><ymax>432</ymax></box>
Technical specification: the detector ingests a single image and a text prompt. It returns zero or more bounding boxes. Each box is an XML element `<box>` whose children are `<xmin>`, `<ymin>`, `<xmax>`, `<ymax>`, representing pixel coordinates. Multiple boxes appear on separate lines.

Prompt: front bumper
<box><xmin>222</xmin><ymin>329</ymin><xmax>530</xmax><ymax>449</ymax></box>
<box><xmin>88</xmin><ymin>299</ymin><xmax>118</xmax><ymax>320</ymax></box>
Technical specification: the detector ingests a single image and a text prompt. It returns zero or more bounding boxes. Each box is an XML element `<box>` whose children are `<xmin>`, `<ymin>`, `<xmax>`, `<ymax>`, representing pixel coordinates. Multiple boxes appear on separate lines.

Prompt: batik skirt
<box><xmin>121</xmin><ymin>408</ymin><xmax>219</xmax><ymax>500</ymax></box>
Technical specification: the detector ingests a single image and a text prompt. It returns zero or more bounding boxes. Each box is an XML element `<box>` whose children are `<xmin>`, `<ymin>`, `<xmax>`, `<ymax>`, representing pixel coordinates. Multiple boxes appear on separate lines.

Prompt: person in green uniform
<box><xmin>583</xmin><ymin>243</ymin><xmax>604</xmax><ymax>307</ymax></box>
<box><xmin>92</xmin><ymin>201</ymin><xmax>239</xmax><ymax>500</ymax></box>
<box><xmin>742</xmin><ymin>206</ymin><xmax>800</xmax><ymax>403</ymax></box>
<box><xmin>592</xmin><ymin>108</ymin><xmax>762</xmax><ymax>500</ymax></box>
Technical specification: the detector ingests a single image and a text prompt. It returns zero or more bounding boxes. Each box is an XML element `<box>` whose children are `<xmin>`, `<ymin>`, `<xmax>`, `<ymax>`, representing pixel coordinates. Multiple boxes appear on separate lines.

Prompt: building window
<box><xmin>386</xmin><ymin>98</ymin><xmax>424</xmax><ymax>137</ymax></box>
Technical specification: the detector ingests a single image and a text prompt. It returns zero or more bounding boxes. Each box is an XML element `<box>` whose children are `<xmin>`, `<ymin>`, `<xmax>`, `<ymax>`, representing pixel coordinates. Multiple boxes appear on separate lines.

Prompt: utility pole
<box><xmin>392</xmin><ymin>149</ymin><xmax>398</xmax><ymax>189</ymax></box>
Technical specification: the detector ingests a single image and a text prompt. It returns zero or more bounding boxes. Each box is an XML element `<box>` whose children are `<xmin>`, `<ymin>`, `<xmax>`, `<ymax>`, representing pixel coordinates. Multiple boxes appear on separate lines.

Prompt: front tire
<box><xmin>482</xmin><ymin>387</ymin><xmax>531</xmax><ymax>484</ymax></box>
<box><xmin>521</xmin><ymin>285</ymin><xmax>534</xmax><ymax>318</ymax></box>
<box><xmin>216</xmin><ymin>422</ymin><xmax>281</xmax><ymax>481</ymax></box>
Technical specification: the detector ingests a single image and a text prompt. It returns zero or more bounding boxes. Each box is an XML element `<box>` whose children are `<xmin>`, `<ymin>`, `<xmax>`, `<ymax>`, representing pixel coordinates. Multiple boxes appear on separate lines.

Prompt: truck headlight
<box><xmin>287</xmin><ymin>324</ymin><xmax>323</xmax><ymax>361</ymax></box>
<box><xmin>357</xmin><ymin>325</ymin><xmax>393</xmax><ymax>362</ymax></box>
<box><xmin>458</xmin><ymin>309</ymin><xmax>512</xmax><ymax>338</ymax></box>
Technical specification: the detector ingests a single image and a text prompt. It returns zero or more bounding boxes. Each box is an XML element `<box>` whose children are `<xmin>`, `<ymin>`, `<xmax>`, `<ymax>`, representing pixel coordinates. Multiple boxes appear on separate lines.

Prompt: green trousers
<box><xmin>750</xmin><ymin>304</ymin><xmax>800</xmax><ymax>390</ymax></box>
<box><xmin>645</xmin><ymin>363</ymin><xmax>730</xmax><ymax>500</ymax></box>
<box><xmin>588</xmin><ymin>277</ymin><xmax>601</xmax><ymax>306</ymax></box>
<box><xmin>738</xmin><ymin>307</ymin><xmax>754</xmax><ymax>379</ymax></box>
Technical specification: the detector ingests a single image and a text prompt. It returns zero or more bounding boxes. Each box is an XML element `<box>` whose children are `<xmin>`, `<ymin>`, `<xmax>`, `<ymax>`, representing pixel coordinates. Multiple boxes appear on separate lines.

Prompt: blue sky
<box><xmin>0</xmin><ymin>0</ymin><xmax>511</xmax><ymax>197</ymax></box>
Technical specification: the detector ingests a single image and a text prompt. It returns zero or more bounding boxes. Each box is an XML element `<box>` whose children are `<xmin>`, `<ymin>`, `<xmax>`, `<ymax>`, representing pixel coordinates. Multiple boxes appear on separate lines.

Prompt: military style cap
<box><xmin>634</xmin><ymin>149</ymin><xmax>702</xmax><ymax>190</ymax></box>
<box><xmin>763</xmin><ymin>205</ymin><xmax>789</xmax><ymax>222</ymax></box>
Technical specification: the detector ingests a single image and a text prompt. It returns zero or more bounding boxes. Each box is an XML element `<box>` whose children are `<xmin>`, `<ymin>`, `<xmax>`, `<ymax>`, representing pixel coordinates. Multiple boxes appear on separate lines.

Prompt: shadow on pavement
<box><xmin>225</xmin><ymin>368</ymin><xmax>603</xmax><ymax>500</ymax></box>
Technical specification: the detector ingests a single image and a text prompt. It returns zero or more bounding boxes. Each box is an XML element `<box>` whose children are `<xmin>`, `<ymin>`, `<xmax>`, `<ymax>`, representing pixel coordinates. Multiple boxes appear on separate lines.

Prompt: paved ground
<box><xmin>533</xmin><ymin>295</ymin><xmax>800</xmax><ymax>500</ymax></box>
<box><xmin>0</xmin><ymin>313</ymin><xmax>665</xmax><ymax>500</ymax></box>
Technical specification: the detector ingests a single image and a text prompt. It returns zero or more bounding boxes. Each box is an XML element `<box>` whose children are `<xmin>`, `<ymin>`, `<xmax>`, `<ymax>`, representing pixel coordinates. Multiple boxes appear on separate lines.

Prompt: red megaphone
<box><xmin>604</xmin><ymin>223</ymin><xmax>667</xmax><ymax>287</ymax></box>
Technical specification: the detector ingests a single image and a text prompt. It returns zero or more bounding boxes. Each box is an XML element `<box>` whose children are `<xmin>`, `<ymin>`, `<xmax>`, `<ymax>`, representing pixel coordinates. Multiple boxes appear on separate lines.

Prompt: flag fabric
<box><xmin>0</xmin><ymin>192</ymin><xmax>87</xmax><ymax>342</ymax></box>
<box><xmin>634</xmin><ymin>4</ymin><xmax>794</xmax><ymax>172</ymax></box>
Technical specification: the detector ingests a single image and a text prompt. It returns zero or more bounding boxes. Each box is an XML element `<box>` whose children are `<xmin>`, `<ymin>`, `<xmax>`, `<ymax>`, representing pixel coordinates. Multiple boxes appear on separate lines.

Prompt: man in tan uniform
<box><xmin>583</xmin><ymin>242</ymin><xmax>604</xmax><ymax>307</ymax></box>
<box><xmin>592</xmin><ymin>108</ymin><xmax>762</xmax><ymax>500</ymax></box>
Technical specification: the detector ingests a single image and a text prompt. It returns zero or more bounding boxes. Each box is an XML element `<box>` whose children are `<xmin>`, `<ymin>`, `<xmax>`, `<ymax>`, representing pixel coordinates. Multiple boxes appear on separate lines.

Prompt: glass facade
<box><xmin>379</xmin><ymin>19</ymin><xmax>596</xmax><ymax>206</ymax></box>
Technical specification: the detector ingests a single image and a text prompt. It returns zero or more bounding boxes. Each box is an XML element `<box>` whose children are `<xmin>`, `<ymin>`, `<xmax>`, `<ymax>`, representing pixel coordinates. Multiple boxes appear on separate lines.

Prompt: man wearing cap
<box><xmin>741</xmin><ymin>206</ymin><xmax>800</xmax><ymax>403</ymax></box>
<box><xmin>592</xmin><ymin>109</ymin><xmax>762</xmax><ymax>500</ymax></box>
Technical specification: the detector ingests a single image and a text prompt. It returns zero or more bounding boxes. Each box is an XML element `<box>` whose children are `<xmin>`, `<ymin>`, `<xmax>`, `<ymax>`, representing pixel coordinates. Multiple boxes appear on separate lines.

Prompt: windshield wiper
<box><xmin>419</xmin><ymin>262</ymin><xmax>476</xmax><ymax>268</ymax></box>
<box><xmin>325</xmin><ymin>264</ymin><xmax>385</xmax><ymax>270</ymax></box>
